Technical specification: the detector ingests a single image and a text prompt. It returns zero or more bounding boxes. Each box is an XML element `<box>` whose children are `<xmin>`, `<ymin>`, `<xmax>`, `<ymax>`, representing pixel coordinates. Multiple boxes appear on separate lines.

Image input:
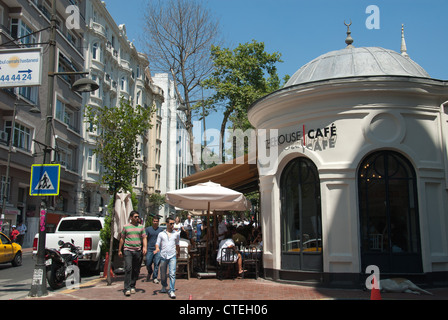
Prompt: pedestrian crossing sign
<box><xmin>29</xmin><ymin>164</ymin><xmax>60</xmax><ymax>196</ymax></box>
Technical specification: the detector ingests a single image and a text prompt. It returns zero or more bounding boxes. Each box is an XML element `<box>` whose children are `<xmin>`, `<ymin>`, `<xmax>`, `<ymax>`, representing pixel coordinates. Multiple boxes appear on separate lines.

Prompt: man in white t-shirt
<box><xmin>154</xmin><ymin>216</ymin><xmax>180</xmax><ymax>299</ymax></box>
<box><xmin>216</xmin><ymin>232</ymin><xmax>245</xmax><ymax>275</ymax></box>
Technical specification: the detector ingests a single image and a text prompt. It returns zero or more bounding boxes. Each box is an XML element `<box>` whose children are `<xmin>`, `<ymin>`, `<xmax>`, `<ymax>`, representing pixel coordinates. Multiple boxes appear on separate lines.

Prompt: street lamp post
<box><xmin>28</xmin><ymin>0</ymin><xmax>98</xmax><ymax>297</ymax></box>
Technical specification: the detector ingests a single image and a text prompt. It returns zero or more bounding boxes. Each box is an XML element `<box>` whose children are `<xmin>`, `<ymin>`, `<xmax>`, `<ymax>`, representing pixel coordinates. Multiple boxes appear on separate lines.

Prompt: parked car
<box><xmin>0</xmin><ymin>232</ymin><xmax>22</xmax><ymax>267</ymax></box>
<box><xmin>33</xmin><ymin>216</ymin><xmax>104</xmax><ymax>272</ymax></box>
<box><xmin>159</xmin><ymin>222</ymin><xmax>167</xmax><ymax>231</ymax></box>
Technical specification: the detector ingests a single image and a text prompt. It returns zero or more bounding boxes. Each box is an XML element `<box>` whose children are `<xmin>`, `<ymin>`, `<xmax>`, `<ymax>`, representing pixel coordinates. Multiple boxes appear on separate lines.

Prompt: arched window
<box><xmin>92</xmin><ymin>42</ymin><xmax>99</xmax><ymax>60</ymax></box>
<box><xmin>280</xmin><ymin>157</ymin><xmax>322</xmax><ymax>271</ymax></box>
<box><xmin>136</xmin><ymin>91</ymin><xmax>141</xmax><ymax>105</ymax></box>
<box><xmin>120</xmin><ymin>76</ymin><xmax>126</xmax><ymax>91</ymax></box>
<box><xmin>358</xmin><ymin>150</ymin><xmax>422</xmax><ymax>273</ymax></box>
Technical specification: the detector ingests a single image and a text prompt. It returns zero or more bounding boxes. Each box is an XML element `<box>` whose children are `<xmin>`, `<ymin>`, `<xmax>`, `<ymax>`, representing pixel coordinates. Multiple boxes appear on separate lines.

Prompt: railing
<box><xmin>91</xmin><ymin>22</ymin><xmax>106</xmax><ymax>38</ymax></box>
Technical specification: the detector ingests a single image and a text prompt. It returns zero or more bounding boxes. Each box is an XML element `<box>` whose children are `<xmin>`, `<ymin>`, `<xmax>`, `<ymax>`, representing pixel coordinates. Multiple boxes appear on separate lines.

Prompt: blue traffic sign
<box><xmin>30</xmin><ymin>164</ymin><xmax>60</xmax><ymax>196</ymax></box>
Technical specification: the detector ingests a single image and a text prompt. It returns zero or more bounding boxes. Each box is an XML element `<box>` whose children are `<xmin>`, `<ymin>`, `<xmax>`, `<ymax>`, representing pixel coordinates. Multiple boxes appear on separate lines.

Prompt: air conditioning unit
<box><xmin>0</xmin><ymin>130</ymin><xmax>8</xmax><ymax>144</ymax></box>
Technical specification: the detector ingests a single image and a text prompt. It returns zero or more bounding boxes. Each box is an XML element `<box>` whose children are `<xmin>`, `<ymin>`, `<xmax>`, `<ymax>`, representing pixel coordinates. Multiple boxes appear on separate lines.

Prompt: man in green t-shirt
<box><xmin>118</xmin><ymin>210</ymin><xmax>147</xmax><ymax>296</ymax></box>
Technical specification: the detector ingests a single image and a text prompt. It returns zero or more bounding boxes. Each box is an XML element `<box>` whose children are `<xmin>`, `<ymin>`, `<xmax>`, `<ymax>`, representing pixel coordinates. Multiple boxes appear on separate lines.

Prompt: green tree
<box><xmin>84</xmin><ymin>97</ymin><xmax>154</xmax><ymax>285</ymax></box>
<box><xmin>201</xmin><ymin>40</ymin><xmax>286</xmax><ymax>162</ymax></box>
<box><xmin>148</xmin><ymin>192</ymin><xmax>166</xmax><ymax>216</ymax></box>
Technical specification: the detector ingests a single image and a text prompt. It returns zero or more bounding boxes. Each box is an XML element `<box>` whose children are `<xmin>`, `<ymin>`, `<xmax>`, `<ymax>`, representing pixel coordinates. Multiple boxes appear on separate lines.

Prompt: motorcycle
<box><xmin>45</xmin><ymin>239</ymin><xmax>83</xmax><ymax>290</ymax></box>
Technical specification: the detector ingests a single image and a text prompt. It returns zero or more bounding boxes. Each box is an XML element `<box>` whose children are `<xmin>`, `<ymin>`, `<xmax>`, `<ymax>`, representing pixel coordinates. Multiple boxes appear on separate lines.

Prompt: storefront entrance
<box><xmin>358</xmin><ymin>150</ymin><xmax>423</xmax><ymax>274</ymax></box>
<box><xmin>280</xmin><ymin>157</ymin><xmax>322</xmax><ymax>271</ymax></box>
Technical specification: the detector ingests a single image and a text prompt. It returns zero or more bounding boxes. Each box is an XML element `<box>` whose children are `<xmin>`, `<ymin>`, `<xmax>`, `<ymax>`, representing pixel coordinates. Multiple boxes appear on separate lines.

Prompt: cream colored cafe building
<box><xmin>248</xmin><ymin>30</ymin><xmax>448</xmax><ymax>286</ymax></box>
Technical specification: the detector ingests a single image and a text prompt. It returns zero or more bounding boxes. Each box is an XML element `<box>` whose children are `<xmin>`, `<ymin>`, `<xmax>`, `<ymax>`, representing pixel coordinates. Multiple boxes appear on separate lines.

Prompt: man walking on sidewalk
<box><xmin>154</xmin><ymin>216</ymin><xmax>180</xmax><ymax>299</ymax></box>
<box><xmin>145</xmin><ymin>215</ymin><xmax>162</xmax><ymax>283</ymax></box>
<box><xmin>118</xmin><ymin>211</ymin><xmax>147</xmax><ymax>297</ymax></box>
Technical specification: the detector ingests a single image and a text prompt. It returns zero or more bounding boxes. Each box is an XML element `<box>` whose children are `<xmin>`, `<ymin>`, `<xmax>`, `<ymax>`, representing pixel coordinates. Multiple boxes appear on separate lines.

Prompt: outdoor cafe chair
<box><xmin>217</xmin><ymin>247</ymin><xmax>237</xmax><ymax>280</ymax></box>
<box><xmin>177</xmin><ymin>247</ymin><xmax>191</xmax><ymax>280</ymax></box>
<box><xmin>242</xmin><ymin>247</ymin><xmax>260</xmax><ymax>280</ymax></box>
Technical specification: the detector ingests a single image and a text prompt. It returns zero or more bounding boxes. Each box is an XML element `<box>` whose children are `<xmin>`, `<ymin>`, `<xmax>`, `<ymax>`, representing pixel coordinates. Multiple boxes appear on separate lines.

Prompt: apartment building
<box><xmin>81</xmin><ymin>0</ymin><xmax>164</xmax><ymax>218</ymax></box>
<box><xmin>0</xmin><ymin>0</ymin><xmax>87</xmax><ymax>244</ymax></box>
<box><xmin>0</xmin><ymin>0</ymin><xmax>190</xmax><ymax>244</ymax></box>
<box><xmin>152</xmin><ymin>73</ymin><xmax>193</xmax><ymax>219</ymax></box>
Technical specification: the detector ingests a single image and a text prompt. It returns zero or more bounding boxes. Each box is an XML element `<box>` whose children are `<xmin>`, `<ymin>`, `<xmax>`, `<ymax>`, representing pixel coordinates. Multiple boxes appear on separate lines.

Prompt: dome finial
<box><xmin>344</xmin><ymin>20</ymin><xmax>354</xmax><ymax>48</ymax></box>
<box><xmin>401</xmin><ymin>24</ymin><xmax>409</xmax><ymax>58</ymax></box>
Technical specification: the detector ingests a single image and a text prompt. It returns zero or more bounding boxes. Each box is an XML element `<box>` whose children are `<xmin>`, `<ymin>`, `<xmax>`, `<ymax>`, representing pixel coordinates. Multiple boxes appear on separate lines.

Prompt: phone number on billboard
<box><xmin>0</xmin><ymin>74</ymin><xmax>32</xmax><ymax>82</ymax></box>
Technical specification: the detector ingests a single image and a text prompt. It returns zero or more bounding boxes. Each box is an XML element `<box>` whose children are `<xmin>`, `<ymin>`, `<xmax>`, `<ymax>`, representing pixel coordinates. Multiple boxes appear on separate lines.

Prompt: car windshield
<box><xmin>58</xmin><ymin>219</ymin><xmax>103</xmax><ymax>232</ymax></box>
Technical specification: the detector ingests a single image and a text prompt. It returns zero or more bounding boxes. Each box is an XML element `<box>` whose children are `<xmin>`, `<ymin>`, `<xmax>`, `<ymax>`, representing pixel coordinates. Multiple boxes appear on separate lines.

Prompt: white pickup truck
<box><xmin>33</xmin><ymin>216</ymin><xmax>104</xmax><ymax>273</ymax></box>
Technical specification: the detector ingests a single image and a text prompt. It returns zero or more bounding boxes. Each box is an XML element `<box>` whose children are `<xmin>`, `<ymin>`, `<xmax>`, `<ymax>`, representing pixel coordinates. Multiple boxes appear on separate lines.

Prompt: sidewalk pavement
<box><xmin>21</xmin><ymin>265</ymin><xmax>448</xmax><ymax>301</ymax></box>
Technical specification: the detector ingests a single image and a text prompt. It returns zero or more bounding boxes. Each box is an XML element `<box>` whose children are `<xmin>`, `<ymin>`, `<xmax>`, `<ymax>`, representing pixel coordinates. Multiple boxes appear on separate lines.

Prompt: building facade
<box><xmin>152</xmin><ymin>73</ymin><xmax>193</xmax><ymax>219</ymax></box>
<box><xmin>0</xmin><ymin>0</ymin><xmax>87</xmax><ymax>246</ymax></box>
<box><xmin>0</xmin><ymin>0</ymin><xmax>174</xmax><ymax>248</ymax></box>
<box><xmin>81</xmin><ymin>0</ymin><xmax>164</xmax><ymax>218</ymax></box>
<box><xmin>248</xmin><ymin>30</ymin><xmax>448</xmax><ymax>286</ymax></box>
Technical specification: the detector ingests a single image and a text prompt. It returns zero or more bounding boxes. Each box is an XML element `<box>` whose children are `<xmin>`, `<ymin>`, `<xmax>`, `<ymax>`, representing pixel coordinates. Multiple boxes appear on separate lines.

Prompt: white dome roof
<box><xmin>285</xmin><ymin>47</ymin><xmax>430</xmax><ymax>87</ymax></box>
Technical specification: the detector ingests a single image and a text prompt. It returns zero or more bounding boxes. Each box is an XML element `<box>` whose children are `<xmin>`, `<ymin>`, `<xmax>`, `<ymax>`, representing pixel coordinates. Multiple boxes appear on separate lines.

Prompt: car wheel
<box><xmin>11</xmin><ymin>251</ymin><xmax>22</xmax><ymax>267</ymax></box>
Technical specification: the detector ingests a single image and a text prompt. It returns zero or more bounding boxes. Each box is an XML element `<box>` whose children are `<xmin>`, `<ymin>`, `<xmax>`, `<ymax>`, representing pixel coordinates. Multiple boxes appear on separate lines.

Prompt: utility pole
<box><xmin>28</xmin><ymin>0</ymin><xmax>98</xmax><ymax>297</ymax></box>
<box><xmin>28</xmin><ymin>0</ymin><xmax>57</xmax><ymax>297</ymax></box>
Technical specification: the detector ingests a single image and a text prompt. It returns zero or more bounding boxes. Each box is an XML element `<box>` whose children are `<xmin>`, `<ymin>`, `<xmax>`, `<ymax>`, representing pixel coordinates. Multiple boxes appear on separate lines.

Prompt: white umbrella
<box><xmin>166</xmin><ymin>181</ymin><xmax>250</xmax><ymax>211</ymax></box>
<box><xmin>166</xmin><ymin>181</ymin><xmax>250</xmax><ymax>273</ymax></box>
<box><xmin>113</xmin><ymin>190</ymin><xmax>133</xmax><ymax>240</ymax></box>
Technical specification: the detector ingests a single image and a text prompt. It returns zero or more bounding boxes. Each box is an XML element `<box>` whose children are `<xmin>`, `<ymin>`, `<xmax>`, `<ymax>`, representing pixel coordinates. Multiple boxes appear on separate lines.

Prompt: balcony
<box><xmin>91</xmin><ymin>22</ymin><xmax>106</xmax><ymax>39</ymax></box>
<box><xmin>110</xmin><ymin>80</ymin><xmax>117</xmax><ymax>96</ymax></box>
<box><xmin>120</xmin><ymin>58</ymin><xmax>132</xmax><ymax>74</ymax></box>
<box><xmin>91</xmin><ymin>59</ymin><xmax>104</xmax><ymax>73</ymax></box>
<box><xmin>103</xmin><ymin>73</ymin><xmax>111</xmax><ymax>91</ymax></box>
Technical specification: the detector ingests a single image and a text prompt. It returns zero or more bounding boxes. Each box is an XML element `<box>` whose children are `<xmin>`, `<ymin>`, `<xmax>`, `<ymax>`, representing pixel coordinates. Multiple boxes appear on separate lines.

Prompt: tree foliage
<box><xmin>84</xmin><ymin>97</ymin><xmax>154</xmax><ymax>192</ymax></box>
<box><xmin>201</xmin><ymin>40</ymin><xmax>286</xmax><ymax>161</ymax></box>
<box><xmin>84</xmin><ymin>97</ymin><xmax>154</xmax><ymax>284</ymax></box>
<box><xmin>148</xmin><ymin>192</ymin><xmax>166</xmax><ymax>215</ymax></box>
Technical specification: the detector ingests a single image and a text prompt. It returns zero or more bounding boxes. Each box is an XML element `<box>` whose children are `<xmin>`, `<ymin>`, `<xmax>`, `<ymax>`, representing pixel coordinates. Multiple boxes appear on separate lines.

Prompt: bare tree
<box><xmin>142</xmin><ymin>0</ymin><xmax>221</xmax><ymax>172</ymax></box>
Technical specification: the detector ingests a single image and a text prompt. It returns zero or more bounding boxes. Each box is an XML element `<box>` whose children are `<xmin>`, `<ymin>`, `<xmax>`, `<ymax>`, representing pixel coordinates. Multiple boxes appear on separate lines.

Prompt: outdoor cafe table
<box><xmin>239</xmin><ymin>246</ymin><xmax>262</xmax><ymax>260</ymax></box>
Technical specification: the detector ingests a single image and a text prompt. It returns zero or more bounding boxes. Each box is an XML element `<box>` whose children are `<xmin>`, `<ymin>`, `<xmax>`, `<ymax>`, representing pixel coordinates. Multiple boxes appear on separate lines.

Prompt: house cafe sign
<box><xmin>266</xmin><ymin>123</ymin><xmax>337</xmax><ymax>151</ymax></box>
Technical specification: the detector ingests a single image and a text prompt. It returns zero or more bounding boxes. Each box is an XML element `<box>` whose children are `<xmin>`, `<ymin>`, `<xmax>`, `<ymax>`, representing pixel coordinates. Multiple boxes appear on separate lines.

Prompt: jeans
<box><xmin>159</xmin><ymin>256</ymin><xmax>177</xmax><ymax>293</ymax></box>
<box><xmin>123</xmin><ymin>250</ymin><xmax>142</xmax><ymax>291</ymax></box>
<box><xmin>146</xmin><ymin>250</ymin><xmax>161</xmax><ymax>280</ymax></box>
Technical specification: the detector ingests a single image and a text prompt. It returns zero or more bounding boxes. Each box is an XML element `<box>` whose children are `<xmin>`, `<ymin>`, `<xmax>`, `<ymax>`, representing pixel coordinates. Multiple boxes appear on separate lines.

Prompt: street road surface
<box><xmin>0</xmin><ymin>249</ymin><xmax>99</xmax><ymax>300</ymax></box>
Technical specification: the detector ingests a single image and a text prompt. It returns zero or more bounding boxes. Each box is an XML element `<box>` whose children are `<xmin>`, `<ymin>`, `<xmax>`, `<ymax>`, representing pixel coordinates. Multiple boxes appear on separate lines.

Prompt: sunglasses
<box><xmin>169</xmin><ymin>222</ymin><xmax>174</xmax><ymax>225</ymax></box>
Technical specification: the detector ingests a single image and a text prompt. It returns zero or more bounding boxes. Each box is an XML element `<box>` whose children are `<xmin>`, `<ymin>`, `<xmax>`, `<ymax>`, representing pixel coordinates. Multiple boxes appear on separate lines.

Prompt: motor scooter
<box><xmin>45</xmin><ymin>239</ymin><xmax>83</xmax><ymax>290</ymax></box>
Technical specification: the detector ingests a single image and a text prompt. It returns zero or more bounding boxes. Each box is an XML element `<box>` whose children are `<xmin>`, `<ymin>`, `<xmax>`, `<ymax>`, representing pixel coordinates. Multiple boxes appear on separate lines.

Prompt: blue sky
<box><xmin>105</xmin><ymin>0</ymin><xmax>448</xmax><ymax>133</ymax></box>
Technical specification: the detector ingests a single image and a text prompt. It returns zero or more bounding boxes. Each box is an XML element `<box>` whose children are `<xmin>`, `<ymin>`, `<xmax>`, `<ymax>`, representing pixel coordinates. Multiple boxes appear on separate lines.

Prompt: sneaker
<box><xmin>153</xmin><ymin>279</ymin><xmax>160</xmax><ymax>284</ymax></box>
<box><xmin>160</xmin><ymin>287</ymin><xmax>168</xmax><ymax>294</ymax></box>
<box><xmin>125</xmin><ymin>290</ymin><xmax>131</xmax><ymax>297</ymax></box>
<box><xmin>169</xmin><ymin>291</ymin><xmax>176</xmax><ymax>299</ymax></box>
<box><xmin>130</xmin><ymin>288</ymin><xmax>136</xmax><ymax>294</ymax></box>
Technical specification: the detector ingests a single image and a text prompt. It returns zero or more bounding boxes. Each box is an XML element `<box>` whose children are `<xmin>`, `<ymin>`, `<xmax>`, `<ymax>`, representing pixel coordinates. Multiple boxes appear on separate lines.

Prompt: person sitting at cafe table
<box><xmin>179</xmin><ymin>230</ymin><xmax>191</xmax><ymax>259</ymax></box>
<box><xmin>247</xmin><ymin>226</ymin><xmax>260</xmax><ymax>243</ymax></box>
<box><xmin>216</xmin><ymin>231</ymin><xmax>246</xmax><ymax>276</ymax></box>
<box><xmin>250</xmin><ymin>230</ymin><xmax>263</xmax><ymax>247</ymax></box>
<box><xmin>231</xmin><ymin>226</ymin><xmax>247</xmax><ymax>247</ymax></box>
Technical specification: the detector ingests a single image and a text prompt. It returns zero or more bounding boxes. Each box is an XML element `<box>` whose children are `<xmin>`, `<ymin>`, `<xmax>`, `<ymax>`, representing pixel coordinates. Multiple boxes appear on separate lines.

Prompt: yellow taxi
<box><xmin>0</xmin><ymin>232</ymin><xmax>22</xmax><ymax>267</ymax></box>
